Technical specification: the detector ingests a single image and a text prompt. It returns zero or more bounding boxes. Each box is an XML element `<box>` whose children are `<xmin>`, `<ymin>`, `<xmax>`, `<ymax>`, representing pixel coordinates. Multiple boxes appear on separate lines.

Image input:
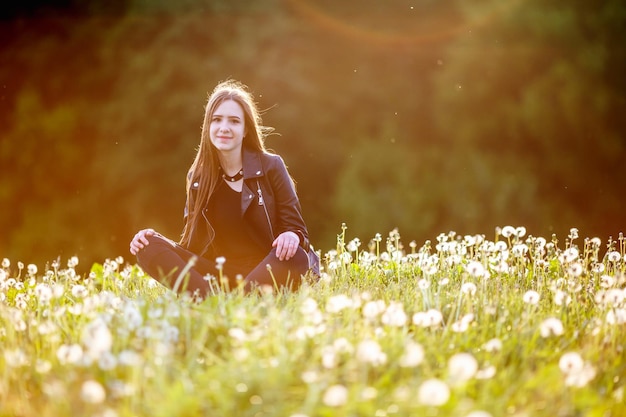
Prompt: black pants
<box><xmin>136</xmin><ymin>234</ymin><xmax>310</xmax><ymax>298</ymax></box>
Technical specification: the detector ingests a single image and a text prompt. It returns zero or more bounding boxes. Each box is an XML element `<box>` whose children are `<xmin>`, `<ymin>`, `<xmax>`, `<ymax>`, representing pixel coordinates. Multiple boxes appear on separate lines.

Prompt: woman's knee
<box><xmin>136</xmin><ymin>234</ymin><xmax>175</xmax><ymax>264</ymax></box>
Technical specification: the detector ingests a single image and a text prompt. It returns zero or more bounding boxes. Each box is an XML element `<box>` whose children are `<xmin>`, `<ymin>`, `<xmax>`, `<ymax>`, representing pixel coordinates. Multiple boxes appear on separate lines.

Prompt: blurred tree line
<box><xmin>1</xmin><ymin>0</ymin><xmax>624</xmax><ymax>270</ymax></box>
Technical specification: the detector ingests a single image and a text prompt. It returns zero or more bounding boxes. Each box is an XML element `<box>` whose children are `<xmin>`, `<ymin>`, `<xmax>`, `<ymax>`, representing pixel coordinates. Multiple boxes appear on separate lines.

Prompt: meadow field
<box><xmin>1</xmin><ymin>225</ymin><xmax>624</xmax><ymax>417</ymax></box>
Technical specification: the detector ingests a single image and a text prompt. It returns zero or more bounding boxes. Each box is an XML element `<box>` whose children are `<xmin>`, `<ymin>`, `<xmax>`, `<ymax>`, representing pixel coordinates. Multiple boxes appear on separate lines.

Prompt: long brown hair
<box><xmin>179</xmin><ymin>79</ymin><xmax>273</xmax><ymax>248</ymax></box>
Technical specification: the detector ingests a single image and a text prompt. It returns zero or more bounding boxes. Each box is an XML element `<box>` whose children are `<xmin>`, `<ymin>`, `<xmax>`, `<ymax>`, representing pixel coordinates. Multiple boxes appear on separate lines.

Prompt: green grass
<box><xmin>1</xmin><ymin>226</ymin><xmax>625</xmax><ymax>417</ymax></box>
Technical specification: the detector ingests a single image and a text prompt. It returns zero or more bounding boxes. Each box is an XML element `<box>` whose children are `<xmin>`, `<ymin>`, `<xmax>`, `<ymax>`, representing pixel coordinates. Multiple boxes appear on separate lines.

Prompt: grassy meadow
<box><xmin>1</xmin><ymin>225</ymin><xmax>625</xmax><ymax>417</ymax></box>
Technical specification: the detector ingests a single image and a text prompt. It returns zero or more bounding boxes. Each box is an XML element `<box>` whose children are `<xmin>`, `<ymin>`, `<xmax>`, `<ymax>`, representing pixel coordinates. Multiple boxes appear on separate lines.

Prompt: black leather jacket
<box><xmin>184</xmin><ymin>147</ymin><xmax>310</xmax><ymax>258</ymax></box>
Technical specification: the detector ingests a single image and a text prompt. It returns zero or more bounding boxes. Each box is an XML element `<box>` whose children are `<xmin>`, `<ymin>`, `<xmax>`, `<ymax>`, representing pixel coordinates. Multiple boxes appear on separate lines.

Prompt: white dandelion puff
<box><xmin>461</xmin><ymin>282</ymin><xmax>477</xmax><ymax>296</ymax></box>
<box><xmin>362</xmin><ymin>300</ymin><xmax>386</xmax><ymax>320</ymax></box>
<box><xmin>466</xmin><ymin>261</ymin><xmax>485</xmax><ymax>278</ymax></box>
<box><xmin>559</xmin><ymin>352</ymin><xmax>596</xmax><ymax>387</ymax></box>
<box><xmin>600</xmin><ymin>274</ymin><xmax>615</xmax><ymax>288</ymax></box>
<box><xmin>559</xmin><ymin>352</ymin><xmax>584</xmax><ymax>374</ymax></box>
<box><xmin>607</xmin><ymin>251</ymin><xmax>621</xmax><ymax>262</ymax></box>
<box><xmin>81</xmin><ymin>380</ymin><xmax>106</xmax><ymax>404</ymax></box>
<box><xmin>475</xmin><ymin>365</ymin><xmax>497</xmax><ymax>380</ymax></box>
<box><xmin>356</xmin><ymin>340</ymin><xmax>387</xmax><ymax>366</ymax></box>
<box><xmin>326</xmin><ymin>294</ymin><xmax>353</xmax><ymax>313</ymax></box>
<box><xmin>553</xmin><ymin>290</ymin><xmax>572</xmax><ymax>306</ymax></box>
<box><xmin>540</xmin><ymin>317</ymin><xmax>564</xmax><ymax>338</ymax></box>
<box><xmin>567</xmin><ymin>262</ymin><xmax>583</xmax><ymax>277</ymax></box>
<box><xmin>483</xmin><ymin>338</ymin><xmax>503</xmax><ymax>352</ymax></box>
<box><xmin>57</xmin><ymin>344</ymin><xmax>84</xmax><ymax>365</ymax></box>
<box><xmin>448</xmin><ymin>352</ymin><xmax>478</xmax><ymax>383</ymax></box>
<box><xmin>82</xmin><ymin>318</ymin><xmax>113</xmax><ymax>360</ymax></box>
<box><xmin>561</xmin><ymin>247</ymin><xmax>579</xmax><ymax>263</ymax></box>
<box><xmin>606</xmin><ymin>308</ymin><xmax>626</xmax><ymax>325</ymax></box>
<box><xmin>501</xmin><ymin>226</ymin><xmax>515</xmax><ymax>238</ymax></box>
<box><xmin>71</xmin><ymin>284</ymin><xmax>88</xmax><ymax>298</ymax></box>
<box><xmin>4</xmin><ymin>349</ymin><xmax>28</xmax><ymax>367</ymax></box>
<box><xmin>399</xmin><ymin>340</ymin><xmax>424</xmax><ymax>368</ymax></box>
<box><xmin>417</xmin><ymin>379</ymin><xmax>450</xmax><ymax>406</ymax></box>
<box><xmin>522</xmin><ymin>290</ymin><xmax>540</xmax><ymax>305</ymax></box>
<box><xmin>381</xmin><ymin>302</ymin><xmax>407</xmax><ymax>327</ymax></box>
<box><xmin>322</xmin><ymin>384</ymin><xmax>348</xmax><ymax>407</ymax></box>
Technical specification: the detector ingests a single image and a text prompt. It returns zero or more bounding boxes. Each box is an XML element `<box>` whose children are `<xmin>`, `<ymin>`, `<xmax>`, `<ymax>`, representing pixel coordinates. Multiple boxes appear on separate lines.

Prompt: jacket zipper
<box><xmin>256</xmin><ymin>180</ymin><xmax>275</xmax><ymax>239</ymax></box>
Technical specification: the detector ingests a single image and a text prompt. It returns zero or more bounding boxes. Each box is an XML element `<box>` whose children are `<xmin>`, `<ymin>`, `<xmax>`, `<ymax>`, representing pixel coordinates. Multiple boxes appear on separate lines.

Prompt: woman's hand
<box><xmin>273</xmin><ymin>231</ymin><xmax>300</xmax><ymax>261</ymax></box>
<box><xmin>130</xmin><ymin>228</ymin><xmax>156</xmax><ymax>256</ymax></box>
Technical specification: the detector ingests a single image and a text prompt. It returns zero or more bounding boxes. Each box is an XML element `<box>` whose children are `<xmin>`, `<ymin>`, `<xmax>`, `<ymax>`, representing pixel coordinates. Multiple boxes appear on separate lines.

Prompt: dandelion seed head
<box><xmin>606</xmin><ymin>308</ymin><xmax>626</xmax><ymax>325</ymax></box>
<box><xmin>567</xmin><ymin>262</ymin><xmax>583</xmax><ymax>277</ymax></box>
<box><xmin>448</xmin><ymin>352</ymin><xmax>478</xmax><ymax>383</ymax></box>
<box><xmin>57</xmin><ymin>344</ymin><xmax>84</xmax><ymax>365</ymax></box>
<box><xmin>604</xmin><ymin>289</ymin><xmax>624</xmax><ymax>306</ymax></box>
<box><xmin>522</xmin><ymin>290</ymin><xmax>540</xmax><ymax>305</ymax></box>
<box><xmin>118</xmin><ymin>350</ymin><xmax>142</xmax><ymax>367</ymax></box>
<box><xmin>362</xmin><ymin>300</ymin><xmax>386</xmax><ymax>320</ymax></box>
<box><xmin>475</xmin><ymin>365</ymin><xmax>496</xmax><ymax>379</ymax></box>
<box><xmin>321</xmin><ymin>346</ymin><xmax>337</xmax><ymax>369</ymax></box>
<box><xmin>323</xmin><ymin>384</ymin><xmax>348</xmax><ymax>407</ymax></box>
<box><xmin>417</xmin><ymin>378</ymin><xmax>450</xmax><ymax>406</ymax></box>
<box><xmin>326</xmin><ymin>294</ymin><xmax>353</xmax><ymax>313</ymax></box>
<box><xmin>607</xmin><ymin>251</ymin><xmax>621</xmax><ymax>262</ymax></box>
<box><xmin>4</xmin><ymin>349</ymin><xmax>29</xmax><ymax>367</ymax></box>
<box><xmin>80</xmin><ymin>380</ymin><xmax>106</xmax><ymax>404</ymax></box>
<box><xmin>228</xmin><ymin>327</ymin><xmax>247</xmax><ymax>343</ymax></box>
<box><xmin>565</xmin><ymin>364</ymin><xmax>596</xmax><ymax>387</ymax></box>
<box><xmin>483</xmin><ymin>338</ymin><xmax>502</xmax><ymax>352</ymax></box>
<box><xmin>466</xmin><ymin>261</ymin><xmax>485</xmax><ymax>278</ymax></box>
<box><xmin>559</xmin><ymin>352</ymin><xmax>596</xmax><ymax>387</ymax></box>
<box><xmin>27</xmin><ymin>264</ymin><xmax>38</xmax><ymax>276</ymax></box>
<box><xmin>35</xmin><ymin>283</ymin><xmax>53</xmax><ymax>304</ymax></box>
<box><xmin>451</xmin><ymin>320</ymin><xmax>469</xmax><ymax>333</ymax></box>
<box><xmin>71</xmin><ymin>284</ymin><xmax>88</xmax><ymax>298</ymax></box>
<box><xmin>347</xmin><ymin>238</ymin><xmax>361</xmax><ymax>252</ymax></box>
<box><xmin>356</xmin><ymin>339</ymin><xmax>387</xmax><ymax>366</ymax></box>
<box><xmin>232</xmin><ymin>347</ymin><xmax>249</xmax><ymax>362</ymax></box>
<box><xmin>300</xmin><ymin>369</ymin><xmax>319</xmax><ymax>384</ymax></box>
<box><xmin>35</xmin><ymin>359</ymin><xmax>52</xmax><ymax>374</ymax></box>
<box><xmin>381</xmin><ymin>302</ymin><xmax>407</xmax><ymax>327</ymax></box>
<box><xmin>82</xmin><ymin>318</ymin><xmax>113</xmax><ymax>360</ymax></box>
<box><xmin>553</xmin><ymin>290</ymin><xmax>572</xmax><ymax>306</ymax></box>
<box><xmin>399</xmin><ymin>340</ymin><xmax>424</xmax><ymax>368</ymax></box>
<box><xmin>501</xmin><ymin>226</ymin><xmax>515</xmax><ymax>238</ymax></box>
<box><xmin>461</xmin><ymin>282</ymin><xmax>477</xmax><ymax>296</ymax></box>
<box><xmin>561</xmin><ymin>247</ymin><xmax>579</xmax><ymax>263</ymax></box>
<box><xmin>593</xmin><ymin>263</ymin><xmax>606</xmax><ymax>274</ymax></box>
<box><xmin>559</xmin><ymin>352</ymin><xmax>584</xmax><ymax>374</ymax></box>
<box><xmin>98</xmin><ymin>352</ymin><xmax>118</xmax><ymax>371</ymax></box>
<box><xmin>540</xmin><ymin>317</ymin><xmax>564</xmax><ymax>338</ymax></box>
<box><xmin>360</xmin><ymin>386</ymin><xmax>378</xmax><ymax>400</ymax></box>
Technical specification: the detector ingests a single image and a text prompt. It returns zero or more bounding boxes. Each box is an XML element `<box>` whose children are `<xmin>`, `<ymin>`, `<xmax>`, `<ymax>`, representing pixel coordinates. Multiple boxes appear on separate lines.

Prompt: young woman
<box><xmin>129</xmin><ymin>79</ymin><xmax>315</xmax><ymax>298</ymax></box>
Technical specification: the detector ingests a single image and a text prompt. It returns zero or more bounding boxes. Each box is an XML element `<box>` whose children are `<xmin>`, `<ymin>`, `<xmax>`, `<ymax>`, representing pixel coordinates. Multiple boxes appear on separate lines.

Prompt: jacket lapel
<box><xmin>241</xmin><ymin>148</ymin><xmax>264</xmax><ymax>214</ymax></box>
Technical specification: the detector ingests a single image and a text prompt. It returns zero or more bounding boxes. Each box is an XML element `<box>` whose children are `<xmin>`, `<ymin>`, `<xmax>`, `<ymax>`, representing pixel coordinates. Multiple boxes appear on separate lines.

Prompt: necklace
<box><xmin>220</xmin><ymin>167</ymin><xmax>244</xmax><ymax>182</ymax></box>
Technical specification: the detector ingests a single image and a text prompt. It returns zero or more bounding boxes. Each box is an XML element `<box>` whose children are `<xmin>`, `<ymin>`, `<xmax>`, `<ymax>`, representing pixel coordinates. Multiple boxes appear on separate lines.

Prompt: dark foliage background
<box><xmin>1</xmin><ymin>0</ymin><xmax>624</xmax><ymax>271</ymax></box>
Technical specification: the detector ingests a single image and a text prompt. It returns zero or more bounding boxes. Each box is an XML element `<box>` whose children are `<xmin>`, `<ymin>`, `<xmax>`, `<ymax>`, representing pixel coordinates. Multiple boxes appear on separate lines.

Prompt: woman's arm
<box><xmin>264</xmin><ymin>154</ymin><xmax>310</xmax><ymax>250</ymax></box>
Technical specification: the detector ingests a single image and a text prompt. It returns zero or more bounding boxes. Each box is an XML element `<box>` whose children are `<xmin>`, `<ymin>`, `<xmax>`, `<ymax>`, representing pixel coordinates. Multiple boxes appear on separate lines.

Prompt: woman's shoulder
<box><xmin>243</xmin><ymin>147</ymin><xmax>288</xmax><ymax>173</ymax></box>
<box><xmin>256</xmin><ymin>150</ymin><xmax>287</xmax><ymax>168</ymax></box>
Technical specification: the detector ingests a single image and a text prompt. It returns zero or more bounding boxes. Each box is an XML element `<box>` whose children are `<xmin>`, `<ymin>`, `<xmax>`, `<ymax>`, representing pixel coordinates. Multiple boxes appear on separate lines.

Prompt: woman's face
<box><xmin>209</xmin><ymin>99</ymin><xmax>246</xmax><ymax>155</ymax></box>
